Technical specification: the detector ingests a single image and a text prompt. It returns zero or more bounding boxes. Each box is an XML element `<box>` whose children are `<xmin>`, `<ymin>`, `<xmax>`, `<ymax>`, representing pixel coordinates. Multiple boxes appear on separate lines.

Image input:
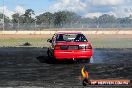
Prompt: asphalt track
<box><xmin>0</xmin><ymin>47</ymin><xmax>132</xmax><ymax>87</ymax></box>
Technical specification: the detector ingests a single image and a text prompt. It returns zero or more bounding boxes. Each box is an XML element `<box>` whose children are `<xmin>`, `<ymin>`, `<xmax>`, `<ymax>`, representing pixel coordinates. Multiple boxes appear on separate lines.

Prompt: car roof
<box><xmin>56</xmin><ymin>32</ymin><xmax>82</xmax><ymax>34</ymax></box>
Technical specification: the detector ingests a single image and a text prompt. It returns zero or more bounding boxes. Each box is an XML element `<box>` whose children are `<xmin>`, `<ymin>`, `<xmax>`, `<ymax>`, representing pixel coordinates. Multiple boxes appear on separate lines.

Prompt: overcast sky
<box><xmin>0</xmin><ymin>0</ymin><xmax>132</xmax><ymax>19</ymax></box>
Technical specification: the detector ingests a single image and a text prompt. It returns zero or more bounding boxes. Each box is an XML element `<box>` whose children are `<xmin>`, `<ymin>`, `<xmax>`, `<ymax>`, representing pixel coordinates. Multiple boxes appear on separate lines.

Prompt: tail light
<box><xmin>54</xmin><ymin>45</ymin><xmax>60</xmax><ymax>50</ymax></box>
<box><xmin>86</xmin><ymin>44</ymin><xmax>92</xmax><ymax>49</ymax></box>
<box><xmin>79</xmin><ymin>44</ymin><xmax>92</xmax><ymax>50</ymax></box>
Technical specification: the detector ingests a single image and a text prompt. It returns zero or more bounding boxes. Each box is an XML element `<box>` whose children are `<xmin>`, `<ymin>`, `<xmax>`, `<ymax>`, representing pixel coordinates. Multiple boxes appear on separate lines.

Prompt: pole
<box><xmin>97</xmin><ymin>12</ymin><xmax>99</xmax><ymax>28</ymax></box>
<box><xmin>35</xmin><ymin>19</ymin><xmax>36</xmax><ymax>31</ymax></box>
<box><xmin>34</xmin><ymin>18</ymin><xmax>37</xmax><ymax>31</ymax></box>
<box><xmin>18</xmin><ymin>17</ymin><xmax>20</xmax><ymax>31</ymax></box>
<box><xmin>3</xmin><ymin>0</ymin><xmax>5</xmax><ymax>31</ymax></box>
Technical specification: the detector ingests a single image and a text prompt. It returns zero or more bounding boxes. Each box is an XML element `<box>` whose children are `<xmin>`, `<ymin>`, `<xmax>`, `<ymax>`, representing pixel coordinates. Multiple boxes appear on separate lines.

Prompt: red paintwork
<box><xmin>48</xmin><ymin>32</ymin><xmax>93</xmax><ymax>60</ymax></box>
<box><xmin>54</xmin><ymin>42</ymin><xmax>92</xmax><ymax>59</ymax></box>
<box><xmin>54</xmin><ymin>49</ymin><xmax>92</xmax><ymax>59</ymax></box>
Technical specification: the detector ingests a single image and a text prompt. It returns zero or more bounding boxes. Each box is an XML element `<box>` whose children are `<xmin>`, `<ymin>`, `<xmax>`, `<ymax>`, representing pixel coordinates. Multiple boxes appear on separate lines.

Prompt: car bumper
<box><xmin>54</xmin><ymin>50</ymin><xmax>92</xmax><ymax>60</ymax></box>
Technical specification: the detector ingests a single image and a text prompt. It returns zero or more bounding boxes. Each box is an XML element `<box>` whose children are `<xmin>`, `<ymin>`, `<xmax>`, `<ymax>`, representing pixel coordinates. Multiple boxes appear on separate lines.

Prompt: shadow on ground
<box><xmin>36</xmin><ymin>55</ymin><xmax>89</xmax><ymax>64</ymax></box>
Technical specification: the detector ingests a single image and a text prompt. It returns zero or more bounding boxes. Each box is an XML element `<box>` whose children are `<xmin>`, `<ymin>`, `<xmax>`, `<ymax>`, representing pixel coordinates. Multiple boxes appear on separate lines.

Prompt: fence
<box><xmin>1</xmin><ymin>23</ymin><xmax>132</xmax><ymax>31</ymax></box>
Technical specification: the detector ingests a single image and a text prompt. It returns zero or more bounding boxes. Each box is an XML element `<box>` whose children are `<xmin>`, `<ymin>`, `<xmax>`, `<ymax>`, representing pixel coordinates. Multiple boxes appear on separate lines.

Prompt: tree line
<box><xmin>1</xmin><ymin>9</ymin><xmax>132</xmax><ymax>28</ymax></box>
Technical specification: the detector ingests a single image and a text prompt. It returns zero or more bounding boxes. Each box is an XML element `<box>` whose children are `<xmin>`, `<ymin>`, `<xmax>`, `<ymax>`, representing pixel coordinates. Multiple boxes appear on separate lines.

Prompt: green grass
<box><xmin>89</xmin><ymin>38</ymin><xmax>132</xmax><ymax>48</ymax></box>
<box><xmin>0</xmin><ymin>38</ymin><xmax>132</xmax><ymax>48</ymax></box>
<box><xmin>0</xmin><ymin>38</ymin><xmax>46</xmax><ymax>47</ymax></box>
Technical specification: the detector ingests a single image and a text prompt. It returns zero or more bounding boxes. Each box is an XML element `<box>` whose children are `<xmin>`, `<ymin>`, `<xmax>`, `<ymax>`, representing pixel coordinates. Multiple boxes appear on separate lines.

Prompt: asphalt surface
<box><xmin>0</xmin><ymin>47</ymin><xmax>132</xmax><ymax>87</ymax></box>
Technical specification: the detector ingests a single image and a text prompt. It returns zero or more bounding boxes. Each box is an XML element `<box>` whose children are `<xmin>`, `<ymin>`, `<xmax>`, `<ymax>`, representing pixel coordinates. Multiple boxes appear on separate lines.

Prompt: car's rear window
<box><xmin>56</xmin><ymin>34</ymin><xmax>88</xmax><ymax>42</ymax></box>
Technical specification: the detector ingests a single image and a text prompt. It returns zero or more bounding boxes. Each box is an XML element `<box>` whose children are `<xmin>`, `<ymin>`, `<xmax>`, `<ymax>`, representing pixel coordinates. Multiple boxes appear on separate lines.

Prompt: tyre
<box><xmin>85</xmin><ymin>59</ymin><xmax>90</xmax><ymax>63</ymax></box>
<box><xmin>47</xmin><ymin>49</ymin><xmax>50</xmax><ymax>58</ymax></box>
<box><xmin>47</xmin><ymin>49</ymin><xmax>56</xmax><ymax>63</ymax></box>
<box><xmin>80</xmin><ymin>58</ymin><xmax>90</xmax><ymax>63</ymax></box>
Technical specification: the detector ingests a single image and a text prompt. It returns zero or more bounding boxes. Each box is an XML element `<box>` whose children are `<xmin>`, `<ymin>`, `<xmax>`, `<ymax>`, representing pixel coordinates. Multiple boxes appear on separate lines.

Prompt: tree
<box><xmin>98</xmin><ymin>14</ymin><xmax>116</xmax><ymax>24</ymax></box>
<box><xmin>23</xmin><ymin>9</ymin><xmax>35</xmax><ymax>23</ymax></box>
<box><xmin>53</xmin><ymin>11</ymin><xmax>81</xmax><ymax>27</ymax></box>
<box><xmin>64</xmin><ymin>11</ymin><xmax>81</xmax><ymax>23</ymax></box>
<box><xmin>12</xmin><ymin>13</ymin><xmax>20</xmax><ymax>23</ymax></box>
<box><xmin>0</xmin><ymin>13</ymin><xmax>11</xmax><ymax>30</ymax></box>
<box><xmin>36</xmin><ymin>12</ymin><xmax>53</xmax><ymax>28</ymax></box>
<box><xmin>54</xmin><ymin>11</ymin><xmax>67</xmax><ymax>27</ymax></box>
<box><xmin>0</xmin><ymin>13</ymin><xmax>10</xmax><ymax>23</ymax></box>
<box><xmin>117</xmin><ymin>16</ymin><xmax>132</xmax><ymax>24</ymax></box>
<box><xmin>24</xmin><ymin>9</ymin><xmax>35</xmax><ymax>18</ymax></box>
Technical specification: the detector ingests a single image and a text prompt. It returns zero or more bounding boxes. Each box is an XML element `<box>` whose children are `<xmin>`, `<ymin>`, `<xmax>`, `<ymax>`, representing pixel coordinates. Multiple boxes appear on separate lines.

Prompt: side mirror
<box><xmin>47</xmin><ymin>39</ymin><xmax>52</xmax><ymax>43</ymax></box>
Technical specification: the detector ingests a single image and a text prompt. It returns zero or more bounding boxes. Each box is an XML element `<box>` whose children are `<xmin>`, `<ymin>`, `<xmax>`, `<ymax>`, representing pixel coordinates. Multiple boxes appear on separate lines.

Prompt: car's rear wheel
<box><xmin>47</xmin><ymin>49</ymin><xmax>50</xmax><ymax>58</ymax></box>
<box><xmin>78</xmin><ymin>58</ymin><xmax>90</xmax><ymax>63</ymax></box>
<box><xmin>47</xmin><ymin>49</ymin><xmax>56</xmax><ymax>63</ymax></box>
<box><xmin>84</xmin><ymin>59</ymin><xmax>90</xmax><ymax>63</ymax></box>
<box><xmin>75</xmin><ymin>58</ymin><xmax>90</xmax><ymax>63</ymax></box>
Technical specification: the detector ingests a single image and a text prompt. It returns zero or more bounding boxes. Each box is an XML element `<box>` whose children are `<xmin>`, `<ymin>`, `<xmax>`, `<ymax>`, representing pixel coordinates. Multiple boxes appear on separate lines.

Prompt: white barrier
<box><xmin>0</xmin><ymin>30</ymin><xmax>132</xmax><ymax>34</ymax></box>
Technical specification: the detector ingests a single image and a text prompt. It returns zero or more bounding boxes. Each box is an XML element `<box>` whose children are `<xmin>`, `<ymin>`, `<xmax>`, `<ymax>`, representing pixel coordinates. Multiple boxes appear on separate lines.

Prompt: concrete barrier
<box><xmin>0</xmin><ymin>30</ymin><xmax>132</xmax><ymax>34</ymax></box>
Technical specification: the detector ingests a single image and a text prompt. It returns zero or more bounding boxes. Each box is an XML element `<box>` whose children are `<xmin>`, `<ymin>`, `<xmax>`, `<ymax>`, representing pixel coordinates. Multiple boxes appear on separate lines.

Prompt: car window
<box><xmin>56</xmin><ymin>34</ymin><xmax>87</xmax><ymax>42</ymax></box>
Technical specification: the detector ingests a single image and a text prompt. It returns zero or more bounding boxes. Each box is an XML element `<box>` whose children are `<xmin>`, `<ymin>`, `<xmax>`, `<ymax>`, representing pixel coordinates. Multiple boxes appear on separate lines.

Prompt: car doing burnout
<box><xmin>47</xmin><ymin>32</ymin><xmax>92</xmax><ymax>61</ymax></box>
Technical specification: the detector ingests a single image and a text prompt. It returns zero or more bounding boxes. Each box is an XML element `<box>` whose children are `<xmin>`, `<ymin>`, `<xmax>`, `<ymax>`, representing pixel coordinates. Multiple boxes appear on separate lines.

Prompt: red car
<box><xmin>47</xmin><ymin>32</ymin><xmax>92</xmax><ymax>62</ymax></box>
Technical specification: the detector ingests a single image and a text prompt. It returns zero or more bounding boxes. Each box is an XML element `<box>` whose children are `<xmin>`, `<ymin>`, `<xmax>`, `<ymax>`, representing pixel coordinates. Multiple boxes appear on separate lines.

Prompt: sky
<box><xmin>0</xmin><ymin>0</ymin><xmax>132</xmax><ymax>19</ymax></box>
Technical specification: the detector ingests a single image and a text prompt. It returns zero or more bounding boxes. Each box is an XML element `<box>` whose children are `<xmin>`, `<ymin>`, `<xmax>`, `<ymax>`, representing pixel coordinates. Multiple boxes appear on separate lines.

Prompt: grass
<box><xmin>89</xmin><ymin>38</ymin><xmax>132</xmax><ymax>48</ymax></box>
<box><xmin>0</xmin><ymin>38</ymin><xmax>46</xmax><ymax>47</ymax></box>
<box><xmin>0</xmin><ymin>35</ymin><xmax>132</xmax><ymax>48</ymax></box>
